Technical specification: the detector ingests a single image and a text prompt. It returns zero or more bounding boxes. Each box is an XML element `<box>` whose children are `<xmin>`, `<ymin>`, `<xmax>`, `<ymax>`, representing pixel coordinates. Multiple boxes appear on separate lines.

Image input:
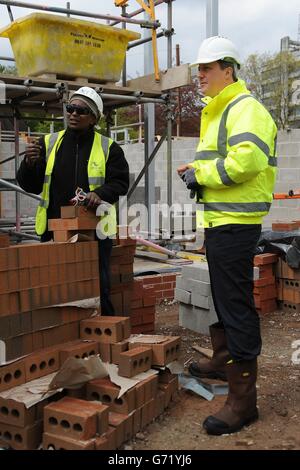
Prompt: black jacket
<box><xmin>17</xmin><ymin>127</ymin><xmax>129</xmax><ymax>240</ymax></box>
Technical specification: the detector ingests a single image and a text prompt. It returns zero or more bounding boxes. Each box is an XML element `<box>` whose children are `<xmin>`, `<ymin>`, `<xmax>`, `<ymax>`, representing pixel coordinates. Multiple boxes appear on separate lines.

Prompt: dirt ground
<box><xmin>128</xmin><ymin>302</ymin><xmax>300</xmax><ymax>451</ymax></box>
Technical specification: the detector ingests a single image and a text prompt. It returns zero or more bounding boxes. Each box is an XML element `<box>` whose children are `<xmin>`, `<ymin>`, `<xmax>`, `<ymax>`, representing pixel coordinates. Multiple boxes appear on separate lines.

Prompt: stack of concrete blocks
<box><xmin>264</xmin><ymin>129</ymin><xmax>300</xmax><ymax>228</ymax></box>
<box><xmin>176</xmin><ymin>263</ymin><xmax>217</xmax><ymax>335</ymax></box>
<box><xmin>176</xmin><ymin>263</ymin><xmax>260</xmax><ymax>335</ymax></box>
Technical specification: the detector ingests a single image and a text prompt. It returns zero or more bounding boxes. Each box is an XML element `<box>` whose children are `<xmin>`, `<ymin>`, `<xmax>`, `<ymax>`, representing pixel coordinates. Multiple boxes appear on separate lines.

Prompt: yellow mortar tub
<box><xmin>0</xmin><ymin>13</ymin><xmax>140</xmax><ymax>82</ymax></box>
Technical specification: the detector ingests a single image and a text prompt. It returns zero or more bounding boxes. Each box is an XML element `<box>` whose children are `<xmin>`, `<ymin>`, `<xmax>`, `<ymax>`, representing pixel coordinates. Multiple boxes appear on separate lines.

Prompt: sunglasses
<box><xmin>66</xmin><ymin>104</ymin><xmax>91</xmax><ymax>116</ymax></box>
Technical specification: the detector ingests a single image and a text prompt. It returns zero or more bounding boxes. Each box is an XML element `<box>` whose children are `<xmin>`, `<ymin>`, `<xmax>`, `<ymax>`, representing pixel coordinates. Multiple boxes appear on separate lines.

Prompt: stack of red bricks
<box><xmin>0</xmin><ymin>241</ymin><xmax>99</xmax><ymax>316</ymax></box>
<box><xmin>0</xmin><ymin>391</ymin><xmax>63</xmax><ymax>451</ymax></box>
<box><xmin>137</xmin><ymin>273</ymin><xmax>179</xmax><ymax>304</ymax></box>
<box><xmin>48</xmin><ymin>205</ymin><xmax>99</xmax><ymax>242</ymax></box>
<box><xmin>41</xmin><ymin>318</ymin><xmax>180</xmax><ymax>450</ymax></box>
<box><xmin>130</xmin><ymin>278</ymin><xmax>156</xmax><ymax>334</ymax></box>
<box><xmin>0</xmin><ymin>305</ymin><xmax>95</xmax><ymax>361</ymax></box>
<box><xmin>0</xmin><ymin>316</ymin><xmax>180</xmax><ymax>449</ymax></box>
<box><xmin>110</xmin><ymin>242</ymin><xmax>136</xmax><ymax>318</ymax></box>
<box><xmin>276</xmin><ymin>259</ymin><xmax>300</xmax><ymax>314</ymax></box>
<box><xmin>0</xmin><ymin>337</ymin><xmax>98</xmax><ymax>450</ymax></box>
<box><xmin>253</xmin><ymin>253</ymin><xmax>278</xmax><ymax>315</ymax></box>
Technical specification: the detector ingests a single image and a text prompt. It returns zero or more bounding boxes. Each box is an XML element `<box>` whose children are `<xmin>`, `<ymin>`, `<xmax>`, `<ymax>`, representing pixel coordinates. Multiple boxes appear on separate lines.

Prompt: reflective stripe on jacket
<box><xmin>35</xmin><ymin>130</ymin><xmax>116</xmax><ymax>237</ymax></box>
<box><xmin>190</xmin><ymin>79</ymin><xmax>277</xmax><ymax>228</ymax></box>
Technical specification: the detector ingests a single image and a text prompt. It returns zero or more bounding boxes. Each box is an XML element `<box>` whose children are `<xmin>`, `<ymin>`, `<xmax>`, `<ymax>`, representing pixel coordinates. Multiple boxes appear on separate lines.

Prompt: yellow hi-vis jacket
<box><xmin>35</xmin><ymin>130</ymin><xmax>117</xmax><ymax>238</ymax></box>
<box><xmin>189</xmin><ymin>79</ymin><xmax>277</xmax><ymax>229</ymax></box>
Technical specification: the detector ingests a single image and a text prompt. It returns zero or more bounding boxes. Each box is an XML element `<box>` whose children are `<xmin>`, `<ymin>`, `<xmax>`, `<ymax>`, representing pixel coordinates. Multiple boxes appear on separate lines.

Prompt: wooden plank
<box><xmin>127</xmin><ymin>64</ymin><xmax>191</xmax><ymax>92</ymax></box>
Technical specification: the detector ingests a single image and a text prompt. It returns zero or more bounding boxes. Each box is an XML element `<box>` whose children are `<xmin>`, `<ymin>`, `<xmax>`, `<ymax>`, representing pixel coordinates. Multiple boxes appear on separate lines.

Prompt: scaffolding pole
<box><xmin>167</xmin><ymin>0</ymin><xmax>173</xmax><ymax>236</ymax></box>
<box><xmin>0</xmin><ymin>0</ymin><xmax>159</xmax><ymax>28</ymax></box>
<box><xmin>0</xmin><ymin>178</ymin><xmax>42</xmax><ymax>202</ymax></box>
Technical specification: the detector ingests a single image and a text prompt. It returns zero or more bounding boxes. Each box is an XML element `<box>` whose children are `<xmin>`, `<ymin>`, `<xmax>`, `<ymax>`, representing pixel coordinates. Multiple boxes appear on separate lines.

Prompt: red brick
<box><xmin>254</xmin><ymin>276</ymin><xmax>275</xmax><ymax>287</ymax></box>
<box><xmin>259</xmin><ymin>265</ymin><xmax>274</xmax><ymax>278</ymax></box>
<box><xmin>25</xmin><ymin>349</ymin><xmax>60</xmax><ymax>382</ymax></box>
<box><xmin>257</xmin><ymin>299</ymin><xmax>277</xmax><ymax>315</ymax></box>
<box><xmin>0</xmin><ymin>234</ymin><xmax>9</xmax><ymax>248</ymax></box>
<box><xmin>59</xmin><ymin>341</ymin><xmax>99</xmax><ymax>365</ymax></box>
<box><xmin>254</xmin><ymin>253</ymin><xmax>278</xmax><ymax>266</ymax></box>
<box><xmin>0</xmin><ymin>421</ymin><xmax>42</xmax><ymax>450</ymax></box>
<box><xmin>118</xmin><ymin>347</ymin><xmax>152</xmax><ymax>378</ymax></box>
<box><xmin>111</xmin><ymin>340</ymin><xmax>129</xmax><ymax>365</ymax></box>
<box><xmin>61</xmin><ymin>206</ymin><xmax>98</xmax><ymax>220</ymax></box>
<box><xmin>86</xmin><ymin>377</ymin><xmax>135</xmax><ymax>414</ymax></box>
<box><xmin>98</xmin><ymin>343</ymin><xmax>111</xmax><ymax>363</ymax></box>
<box><xmin>142</xmin><ymin>275</ymin><xmax>162</xmax><ymax>285</ymax></box>
<box><xmin>253</xmin><ymin>285</ymin><xmax>277</xmax><ymax>301</ymax></box>
<box><xmin>44</xmin><ymin>397</ymin><xmax>109</xmax><ymax>440</ymax></box>
<box><xmin>95</xmin><ymin>426</ymin><xmax>117</xmax><ymax>450</ymax></box>
<box><xmin>0</xmin><ymin>248</ymin><xmax>8</xmax><ymax>272</ymax></box>
<box><xmin>108</xmin><ymin>411</ymin><xmax>133</xmax><ymax>445</ymax></box>
<box><xmin>43</xmin><ymin>431</ymin><xmax>95</xmax><ymax>450</ymax></box>
<box><xmin>272</xmin><ymin>222</ymin><xmax>298</xmax><ymax>232</ymax></box>
<box><xmin>80</xmin><ymin>317</ymin><xmax>124</xmax><ymax>343</ymax></box>
<box><xmin>0</xmin><ymin>397</ymin><xmax>36</xmax><ymax>427</ymax></box>
<box><xmin>129</xmin><ymin>336</ymin><xmax>180</xmax><ymax>367</ymax></box>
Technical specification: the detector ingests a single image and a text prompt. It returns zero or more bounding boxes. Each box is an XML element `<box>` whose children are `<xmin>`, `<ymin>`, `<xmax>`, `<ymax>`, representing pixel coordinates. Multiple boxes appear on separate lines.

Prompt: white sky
<box><xmin>0</xmin><ymin>0</ymin><xmax>299</xmax><ymax>78</ymax></box>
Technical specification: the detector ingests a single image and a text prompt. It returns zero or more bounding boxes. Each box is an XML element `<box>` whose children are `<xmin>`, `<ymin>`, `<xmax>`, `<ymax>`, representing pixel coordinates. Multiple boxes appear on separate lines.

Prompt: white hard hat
<box><xmin>70</xmin><ymin>87</ymin><xmax>103</xmax><ymax>119</ymax></box>
<box><xmin>190</xmin><ymin>36</ymin><xmax>241</xmax><ymax>67</ymax></box>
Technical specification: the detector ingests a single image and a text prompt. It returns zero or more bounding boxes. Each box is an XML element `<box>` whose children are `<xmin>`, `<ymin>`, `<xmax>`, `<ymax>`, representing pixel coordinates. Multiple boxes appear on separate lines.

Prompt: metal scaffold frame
<box><xmin>0</xmin><ymin>0</ymin><xmax>176</xmax><ymax>241</ymax></box>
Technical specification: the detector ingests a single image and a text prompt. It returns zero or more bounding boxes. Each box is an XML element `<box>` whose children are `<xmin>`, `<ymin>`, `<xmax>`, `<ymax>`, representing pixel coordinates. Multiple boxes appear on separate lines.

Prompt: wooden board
<box><xmin>127</xmin><ymin>64</ymin><xmax>191</xmax><ymax>93</ymax></box>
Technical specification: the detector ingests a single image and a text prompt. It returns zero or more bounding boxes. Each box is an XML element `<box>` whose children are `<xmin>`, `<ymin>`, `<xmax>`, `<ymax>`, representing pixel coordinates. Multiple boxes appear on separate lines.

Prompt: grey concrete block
<box><xmin>181</xmin><ymin>263</ymin><xmax>210</xmax><ymax>282</ymax></box>
<box><xmin>174</xmin><ymin>288</ymin><xmax>191</xmax><ymax>305</ymax></box>
<box><xmin>190</xmin><ymin>279</ymin><xmax>211</xmax><ymax>296</ymax></box>
<box><xmin>191</xmin><ymin>292</ymin><xmax>214</xmax><ymax>310</ymax></box>
<box><xmin>179</xmin><ymin>303</ymin><xmax>218</xmax><ymax>336</ymax></box>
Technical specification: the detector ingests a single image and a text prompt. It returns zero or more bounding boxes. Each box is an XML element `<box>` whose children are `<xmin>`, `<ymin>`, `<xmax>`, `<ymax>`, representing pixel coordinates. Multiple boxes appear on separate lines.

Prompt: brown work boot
<box><xmin>188</xmin><ymin>323</ymin><xmax>230</xmax><ymax>381</ymax></box>
<box><xmin>203</xmin><ymin>358</ymin><xmax>259</xmax><ymax>435</ymax></box>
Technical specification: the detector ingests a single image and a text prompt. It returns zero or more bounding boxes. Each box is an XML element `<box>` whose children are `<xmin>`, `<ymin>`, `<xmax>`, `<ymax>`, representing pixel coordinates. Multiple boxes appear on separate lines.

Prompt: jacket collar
<box><xmin>66</xmin><ymin>126</ymin><xmax>95</xmax><ymax>142</ymax></box>
<box><xmin>201</xmin><ymin>79</ymin><xmax>250</xmax><ymax>109</ymax></box>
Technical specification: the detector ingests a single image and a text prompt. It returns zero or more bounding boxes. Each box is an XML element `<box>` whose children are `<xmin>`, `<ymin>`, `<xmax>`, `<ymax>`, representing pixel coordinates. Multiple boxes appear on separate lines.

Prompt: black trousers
<box><xmin>98</xmin><ymin>238</ymin><xmax>115</xmax><ymax>316</ymax></box>
<box><xmin>205</xmin><ymin>224</ymin><xmax>262</xmax><ymax>361</ymax></box>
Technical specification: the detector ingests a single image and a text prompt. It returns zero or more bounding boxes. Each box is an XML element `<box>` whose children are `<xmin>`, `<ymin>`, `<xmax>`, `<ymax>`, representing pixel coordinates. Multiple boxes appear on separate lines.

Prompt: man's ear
<box><xmin>225</xmin><ymin>66</ymin><xmax>234</xmax><ymax>80</ymax></box>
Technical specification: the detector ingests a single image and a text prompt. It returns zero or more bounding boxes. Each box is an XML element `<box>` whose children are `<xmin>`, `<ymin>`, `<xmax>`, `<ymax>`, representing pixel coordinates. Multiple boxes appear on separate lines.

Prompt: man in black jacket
<box><xmin>17</xmin><ymin>87</ymin><xmax>129</xmax><ymax>316</ymax></box>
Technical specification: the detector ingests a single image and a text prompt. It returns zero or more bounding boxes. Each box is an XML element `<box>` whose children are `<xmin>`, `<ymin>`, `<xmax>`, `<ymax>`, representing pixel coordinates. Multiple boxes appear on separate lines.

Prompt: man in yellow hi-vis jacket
<box><xmin>17</xmin><ymin>87</ymin><xmax>129</xmax><ymax>316</ymax></box>
<box><xmin>178</xmin><ymin>36</ymin><xmax>277</xmax><ymax>436</ymax></box>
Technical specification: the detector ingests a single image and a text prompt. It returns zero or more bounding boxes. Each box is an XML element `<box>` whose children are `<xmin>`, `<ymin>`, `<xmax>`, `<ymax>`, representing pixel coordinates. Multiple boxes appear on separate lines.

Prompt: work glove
<box><xmin>181</xmin><ymin>168</ymin><xmax>198</xmax><ymax>190</ymax></box>
<box><xmin>181</xmin><ymin>168</ymin><xmax>203</xmax><ymax>199</ymax></box>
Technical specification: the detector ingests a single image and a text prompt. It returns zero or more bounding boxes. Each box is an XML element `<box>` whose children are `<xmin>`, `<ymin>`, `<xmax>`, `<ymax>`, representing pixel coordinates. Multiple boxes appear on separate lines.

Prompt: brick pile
<box><xmin>49</xmin><ymin>205</ymin><xmax>99</xmax><ymax>242</ymax></box>
<box><xmin>0</xmin><ymin>315</ymin><xmax>180</xmax><ymax>449</ymax></box>
<box><xmin>0</xmin><ymin>306</ymin><xmax>94</xmax><ymax>361</ymax></box>
<box><xmin>135</xmin><ymin>273</ymin><xmax>179</xmax><ymax>305</ymax></box>
<box><xmin>276</xmin><ymin>258</ymin><xmax>300</xmax><ymax>313</ymax></box>
<box><xmin>0</xmin><ymin>241</ymin><xmax>99</xmax><ymax>315</ymax></box>
<box><xmin>254</xmin><ymin>253</ymin><xmax>278</xmax><ymax>315</ymax></box>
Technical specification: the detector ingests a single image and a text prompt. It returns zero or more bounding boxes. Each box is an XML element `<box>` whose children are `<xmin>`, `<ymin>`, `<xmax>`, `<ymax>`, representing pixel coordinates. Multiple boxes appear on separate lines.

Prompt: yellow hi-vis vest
<box><xmin>190</xmin><ymin>79</ymin><xmax>278</xmax><ymax>229</ymax></box>
<box><xmin>35</xmin><ymin>130</ymin><xmax>117</xmax><ymax>238</ymax></box>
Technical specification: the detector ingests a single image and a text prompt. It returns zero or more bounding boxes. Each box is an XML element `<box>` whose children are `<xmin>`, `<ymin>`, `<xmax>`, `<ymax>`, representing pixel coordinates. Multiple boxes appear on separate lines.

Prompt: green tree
<box><xmin>241</xmin><ymin>51</ymin><xmax>300</xmax><ymax>129</ymax></box>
